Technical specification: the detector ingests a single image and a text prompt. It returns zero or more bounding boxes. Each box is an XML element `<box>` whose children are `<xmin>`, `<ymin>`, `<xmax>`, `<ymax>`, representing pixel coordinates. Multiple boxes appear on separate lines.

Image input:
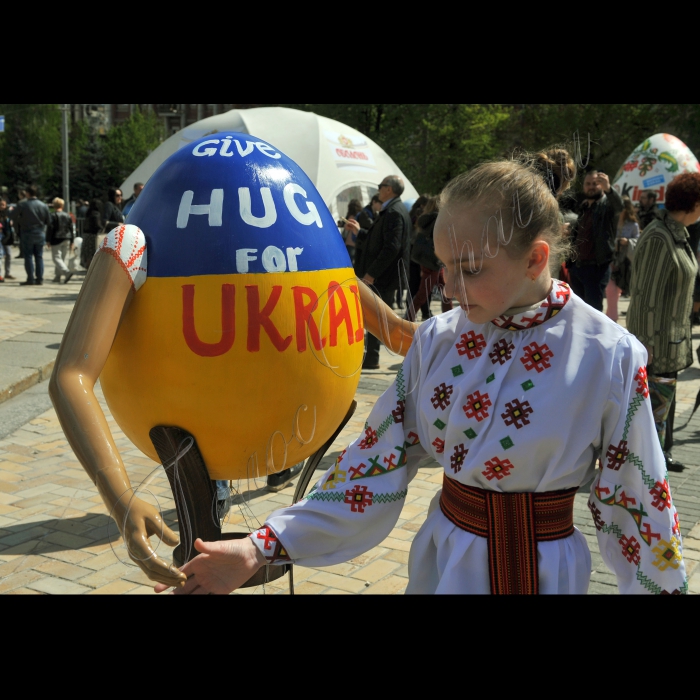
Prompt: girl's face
<box><xmin>433</xmin><ymin>202</ymin><xmax>551</xmax><ymax>324</ymax></box>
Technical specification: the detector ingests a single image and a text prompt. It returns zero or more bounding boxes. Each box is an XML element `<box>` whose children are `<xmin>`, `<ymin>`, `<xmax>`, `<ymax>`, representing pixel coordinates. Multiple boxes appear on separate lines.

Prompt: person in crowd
<box><xmin>16</xmin><ymin>184</ymin><xmax>50</xmax><ymax>285</ymax></box>
<box><xmin>47</xmin><ymin>197</ymin><xmax>75</xmax><ymax>284</ymax></box>
<box><xmin>154</xmin><ymin>147</ymin><xmax>685</xmax><ymax>596</ymax></box>
<box><xmin>568</xmin><ymin>170</ymin><xmax>623</xmax><ymax>311</ymax></box>
<box><xmin>122</xmin><ymin>182</ymin><xmax>144</xmax><ymax>218</ymax></box>
<box><xmin>406</xmin><ymin>196</ymin><xmax>452</xmax><ymax>321</ymax></box>
<box><xmin>686</xmin><ymin>221</ymin><xmax>700</xmax><ymax>325</ymax></box>
<box><xmin>10</xmin><ymin>187</ymin><xmax>25</xmax><ymax>259</ymax></box>
<box><xmin>0</xmin><ymin>197</ymin><xmax>16</xmax><ymax>280</ymax></box>
<box><xmin>104</xmin><ymin>188</ymin><xmax>125</xmax><ymax>230</ymax></box>
<box><xmin>627</xmin><ymin>172</ymin><xmax>700</xmax><ymax>473</ymax></box>
<box><xmin>81</xmin><ymin>198</ymin><xmax>104</xmax><ymax>268</ymax></box>
<box><xmin>406</xmin><ymin>195</ymin><xmax>430</xmax><ymax>315</ymax></box>
<box><xmin>353</xmin><ymin>195</ymin><xmax>381</xmax><ymax>272</ymax></box>
<box><xmin>557</xmin><ymin>210</ymin><xmax>578</xmax><ymax>284</ymax></box>
<box><xmin>638</xmin><ymin>189</ymin><xmax>660</xmax><ymax>230</ymax></box>
<box><xmin>346</xmin><ymin>175</ymin><xmax>412</xmax><ymax>369</ymax></box>
<box><xmin>76</xmin><ymin>199</ymin><xmax>89</xmax><ymax>219</ymax></box>
<box><xmin>606</xmin><ymin>196</ymin><xmax>640</xmax><ymax>322</ymax></box>
<box><xmin>340</xmin><ymin>199</ymin><xmax>363</xmax><ymax>265</ymax></box>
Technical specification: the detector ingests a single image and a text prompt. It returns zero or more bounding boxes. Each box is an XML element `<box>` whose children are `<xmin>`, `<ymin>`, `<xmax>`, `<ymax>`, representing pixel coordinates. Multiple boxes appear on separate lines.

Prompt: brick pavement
<box><xmin>0</xmin><ymin>280</ymin><xmax>699</xmax><ymax>594</ymax></box>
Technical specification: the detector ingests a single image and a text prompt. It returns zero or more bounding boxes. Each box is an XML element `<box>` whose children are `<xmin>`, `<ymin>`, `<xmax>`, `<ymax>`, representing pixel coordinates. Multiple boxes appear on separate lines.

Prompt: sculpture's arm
<box><xmin>358</xmin><ymin>280</ymin><xmax>418</xmax><ymax>357</ymax></box>
<box><xmin>49</xmin><ymin>251</ymin><xmax>186</xmax><ymax>587</ymax></box>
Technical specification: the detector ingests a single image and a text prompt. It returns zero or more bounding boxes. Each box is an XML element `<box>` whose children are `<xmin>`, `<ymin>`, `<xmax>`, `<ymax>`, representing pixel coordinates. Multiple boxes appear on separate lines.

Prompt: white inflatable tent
<box><xmin>120</xmin><ymin>106</ymin><xmax>419</xmax><ymax>220</ymax></box>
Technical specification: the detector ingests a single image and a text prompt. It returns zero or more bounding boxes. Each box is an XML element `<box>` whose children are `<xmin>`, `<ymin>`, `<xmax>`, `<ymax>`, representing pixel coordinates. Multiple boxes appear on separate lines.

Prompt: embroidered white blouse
<box><xmin>251</xmin><ymin>281</ymin><xmax>687</xmax><ymax>594</ymax></box>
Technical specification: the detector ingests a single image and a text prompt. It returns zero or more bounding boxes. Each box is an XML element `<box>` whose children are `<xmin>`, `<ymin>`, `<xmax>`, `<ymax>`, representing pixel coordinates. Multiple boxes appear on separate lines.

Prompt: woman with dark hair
<box><xmin>341</xmin><ymin>198</ymin><xmax>363</xmax><ymax>264</ymax></box>
<box><xmin>80</xmin><ymin>198</ymin><xmax>104</xmax><ymax>269</ymax></box>
<box><xmin>627</xmin><ymin>172</ymin><xmax>700</xmax><ymax>472</ymax></box>
<box><xmin>606</xmin><ymin>196</ymin><xmax>640</xmax><ymax>322</ymax></box>
<box><xmin>104</xmin><ymin>188</ymin><xmax>125</xmax><ymax>231</ymax></box>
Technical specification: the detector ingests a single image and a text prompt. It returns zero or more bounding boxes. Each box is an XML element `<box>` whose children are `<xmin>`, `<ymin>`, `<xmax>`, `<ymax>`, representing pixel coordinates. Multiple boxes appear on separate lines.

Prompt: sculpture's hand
<box><xmin>154</xmin><ymin>537</ymin><xmax>266</xmax><ymax>595</ymax></box>
<box><xmin>116</xmin><ymin>496</ymin><xmax>187</xmax><ymax>587</ymax></box>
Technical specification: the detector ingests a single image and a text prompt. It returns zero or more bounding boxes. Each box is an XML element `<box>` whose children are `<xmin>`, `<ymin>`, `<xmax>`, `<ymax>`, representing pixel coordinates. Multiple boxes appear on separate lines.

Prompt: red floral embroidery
<box><xmin>520</xmin><ymin>342</ymin><xmax>554</xmax><ymax>373</ymax></box>
<box><xmin>500</xmin><ymin>398</ymin><xmax>533</xmax><ymax>429</ymax></box>
<box><xmin>392</xmin><ymin>400</ymin><xmax>405</xmax><ymax>423</ymax></box>
<box><xmin>455</xmin><ymin>331</ymin><xmax>486</xmax><ymax>359</ymax></box>
<box><xmin>619</xmin><ymin>534</ymin><xmax>641</xmax><ymax>565</ymax></box>
<box><xmin>432</xmin><ymin>437</ymin><xmax>445</xmax><ymax>454</ymax></box>
<box><xmin>489</xmin><ymin>339</ymin><xmax>514</xmax><ymax>365</ymax></box>
<box><xmin>482</xmin><ymin>456</ymin><xmax>514</xmax><ymax>481</ymax></box>
<box><xmin>635</xmin><ymin>366</ymin><xmax>649</xmax><ymax>398</ymax></box>
<box><xmin>359</xmin><ymin>427</ymin><xmax>378</xmax><ymax>449</ymax></box>
<box><xmin>606</xmin><ymin>440</ymin><xmax>629</xmax><ymax>470</ymax></box>
<box><xmin>431</xmin><ymin>383</ymin><xmax>453</xmax><ymax>410</ymax></box>
<box><xmin>650</xmin><ymin>479</ymin><xmax>672</xmax><ymax>511</ymax></box>
<box><xmin>344</xmin><ymin>484</ymin><xmax>373</xmax><ymax>513</ymax></box>
<box><xmin>450</xmin><ymin>444</ymin><xmax>468</xmax><ymax>473</ymax></box>
<box><xmin>462</xmin><ymin>390</ymin><xmax>492</xmax><ymax>422</ymax></box>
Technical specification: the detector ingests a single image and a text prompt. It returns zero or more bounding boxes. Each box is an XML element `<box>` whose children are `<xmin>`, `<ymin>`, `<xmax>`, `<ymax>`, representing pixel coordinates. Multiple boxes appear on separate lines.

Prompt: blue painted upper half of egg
<box><xmin>126</xmin><ymin>132</ymin><xmax>350</xmax><ymax>277</ymax></box>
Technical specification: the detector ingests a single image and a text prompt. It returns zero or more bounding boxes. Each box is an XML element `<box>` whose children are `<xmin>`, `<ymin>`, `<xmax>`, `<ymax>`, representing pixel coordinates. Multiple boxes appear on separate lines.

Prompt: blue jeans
<box><xmin>22</xmin><ymin>238</ymin><xmax>45</xmax><ymax>282</ymax></box>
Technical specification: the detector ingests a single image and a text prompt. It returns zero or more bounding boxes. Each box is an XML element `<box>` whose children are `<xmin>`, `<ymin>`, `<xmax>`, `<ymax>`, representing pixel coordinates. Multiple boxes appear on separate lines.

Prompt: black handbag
<box><xmin>411</xmin><ymin>231</ymin><xmax>440</xmax><ymax>270</ymax></box>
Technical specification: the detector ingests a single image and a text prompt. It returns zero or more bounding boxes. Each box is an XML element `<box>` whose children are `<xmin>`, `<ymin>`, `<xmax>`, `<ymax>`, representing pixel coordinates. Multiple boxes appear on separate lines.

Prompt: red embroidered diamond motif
<box><xmin>359</xmin><ymin>427</ymin><xmax>378</xmax><ymax>450</ymax></box>
<box><xmin>463</xmin><ymin>390</ymin><xmax>492</xmax><ymax>422</ymax></box>
<box><xmin>450</xmin><ymin>444</ymin><xmax>468</xmax><ymax>473</ymax></box>
<box><xmin>520</xmin><ymin>341</ymin><xmax>554</xmax><ymax>373</ymax></box>
<box><xmin>489</xmin><ymin>339</ymin><xmax>514</xmax><ymax>365</ymax></box>
<box><xmin>650</xmin><ymin>479</ymin><xmax>672</xmax><ymax>511</ymax></box>
<box><xmin>456</xmin><ymin>331</ymin><xmax>486</xmax><ymax>359</ymax></box>
<box><xmin>500</xmin><ymin>398</ymin><xmax>533</xmax><ymax>429</ymax></box>
<box><xmin>431</xmin><ymin>383</ymin><xmax>453</xmax><ymax>410</ymax></box>
<box><xmin>344</xmin><ymin>484</ymin><xmax>374</xmax><ymax>513</ymax></box>
<box><xmin>619</xmin><ymin>534</ymin><xmax>641</xmax><ymax>565</ymax></box>
<box><xmin>482</xmin><ymin>456</ymin><xmax>514</xmax><ymax>481</ymax></box>
<box><xmin>635</xmin><ymin>366</ymin><xmax>649</xmax><ymax>398</ymax></box>
<box><xmin>606</xmin><ymin>440</ymin><xmax>629</xmax><ymax>470</ymax></box>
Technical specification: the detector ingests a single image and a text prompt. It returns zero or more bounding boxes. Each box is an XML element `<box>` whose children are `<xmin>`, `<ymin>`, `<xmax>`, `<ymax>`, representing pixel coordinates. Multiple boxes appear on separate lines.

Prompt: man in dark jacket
<box><xmin>569</xmin><ymin>171</ymin><xmax>623</xmax><ymax>311</ymax></box>
<box><xmin>638</xmin><ymin>189</ymin><xmax>660</xmax><ymax>230</ymax></box>
<box><xmin>347</xmin><ymin>175</ymin><xmax>412</xmax><ymax>369</ymax></box>
<box><xmin>16</xmin><ymin>184</ymin><xmax>50</xmax><ymax>285</ymax></box>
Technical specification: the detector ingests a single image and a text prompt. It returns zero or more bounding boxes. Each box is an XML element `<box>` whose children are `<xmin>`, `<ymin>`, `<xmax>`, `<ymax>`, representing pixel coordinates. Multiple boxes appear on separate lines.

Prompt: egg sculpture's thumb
<box><xmin>100</xmin><ymin>133</ymin><xmax>364</xmax><ymax>480</ymax></box>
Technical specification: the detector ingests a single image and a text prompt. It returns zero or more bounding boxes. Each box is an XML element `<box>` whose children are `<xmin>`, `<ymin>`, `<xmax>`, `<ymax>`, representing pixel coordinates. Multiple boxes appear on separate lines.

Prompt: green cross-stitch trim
<box><xmin>396</xmin><ymin>365</ymin><xmax>406</xmax><ymax>402</ymax></box>
<box><xmin>622</xmin><ymin>393</ymin><xmax>645</xmax><ymax>441</ymax></box>
<box><xmin>305</xmin><ymin>491</ymin><xmax>345</xmax><ymax>503</ymax></box>
<box><xmin>636</xmin><ymin>568</ymin><xmax>663</xmax><ymax>595</ymax></box>
<box><xmin>681</xmin><ymin>578</ymin><xmax>689</xmax><ymax>594</ymax></box>
<box><xmin>373</xmin><ymin>488</ymin><xmax>408</xmax><ymax>504</ymax></box>
<box><xmin>376</xmin><ymin>414</ymin><xmax>395</xmax><ymax>439</ymax></box>
<box><xmin>486</xmin><ymin>373</ymin><xmax>495</xmax><ymax>384</ymax></box>
<box><xmin>627</xmin><ymin>452</ymin><xmax>656</xmax><ymax>490</ymax></box>
<box><xmin>595</xmin><ymin>484</ymin><xmax>654</xmax><ymax>545</ymax></box>
<box><xmin>451</xmin><ymin>365</ymin><xmax>464</xmax><ymax>377</ymax></box>
<box><xmin>600</xmin><ymin>522</ymin><xmax>624</xmax><ymax>539</ymax></box>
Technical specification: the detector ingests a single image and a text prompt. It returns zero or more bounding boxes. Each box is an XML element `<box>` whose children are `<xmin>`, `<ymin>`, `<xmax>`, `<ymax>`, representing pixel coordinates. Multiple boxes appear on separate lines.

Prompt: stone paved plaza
<box><xmin>0</xmin><ymin>251</ymin><xmax>699</xmax><ymax>594</ymax></box>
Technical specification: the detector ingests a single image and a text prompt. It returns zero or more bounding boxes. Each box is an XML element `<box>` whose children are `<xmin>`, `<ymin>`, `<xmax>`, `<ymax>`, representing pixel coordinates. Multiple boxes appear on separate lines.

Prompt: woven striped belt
<box><xmin>439</xmin><ymin>474</ymin><xmax>578</xmax><ymax>595</ymax></box>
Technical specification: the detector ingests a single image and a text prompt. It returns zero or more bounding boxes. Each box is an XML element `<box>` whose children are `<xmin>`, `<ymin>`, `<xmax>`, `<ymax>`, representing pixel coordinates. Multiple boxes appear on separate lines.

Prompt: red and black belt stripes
<box><xmin>439</xmin><ymin>475</ymin><xmax>577</xmax><ymax>594</ymax></box>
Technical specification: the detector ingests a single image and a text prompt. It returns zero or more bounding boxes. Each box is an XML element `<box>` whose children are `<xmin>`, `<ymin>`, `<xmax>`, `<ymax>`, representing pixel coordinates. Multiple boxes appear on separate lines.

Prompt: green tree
<box><xmin>284</xmin><ymin>104</ymin><xmax>512</xmax><ymax>195</ymax></box>
<box><xmin>101</xmin><ymin>108</ymin><xmax>164</xmax><ymax>186</ymax></box>
<box><xmin>0</xmin><ymin>104</ymin><xmax>61</xmax><ymax>194</ymax></box>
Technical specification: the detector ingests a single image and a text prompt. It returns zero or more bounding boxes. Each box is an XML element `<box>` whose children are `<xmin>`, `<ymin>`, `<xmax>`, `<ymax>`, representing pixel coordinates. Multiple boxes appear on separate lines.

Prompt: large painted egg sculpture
<box><xmin>100</xmin><ymin>133</ymin><xmax>364</xmax><ymax>480</ymax></box>
<box><xmin>613</xmin><ymin>133</ymin><xmax>700</xmax><ymax>206</ymax></box>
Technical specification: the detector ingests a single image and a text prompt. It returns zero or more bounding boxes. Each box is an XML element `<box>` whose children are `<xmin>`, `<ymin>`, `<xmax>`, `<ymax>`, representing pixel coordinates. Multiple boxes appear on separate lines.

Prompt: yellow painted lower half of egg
<box><xmin>101</xmin><ymin>268</ymin><xmax>364</xmax><ymax>480</ymax></box>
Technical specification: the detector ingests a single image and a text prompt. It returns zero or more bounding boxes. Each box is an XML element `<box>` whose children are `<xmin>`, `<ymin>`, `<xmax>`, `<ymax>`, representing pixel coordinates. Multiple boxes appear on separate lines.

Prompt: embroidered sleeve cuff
<box><xmin>99</xmin><ymin>224</ymin><xmax>148</xmax><ymax>291</ymax></box>
<box><xmin>249</xmin><ymin>525</ymin><xmax>292</xmax><ymax>565</ymax></box>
